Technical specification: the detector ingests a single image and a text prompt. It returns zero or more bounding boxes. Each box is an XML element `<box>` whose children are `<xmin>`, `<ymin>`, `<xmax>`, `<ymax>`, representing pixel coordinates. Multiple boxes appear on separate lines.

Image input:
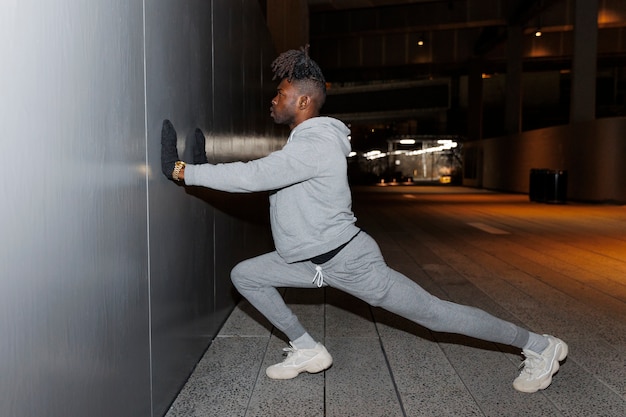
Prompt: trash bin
<box><xmin>529</xmin><ymin>168</ymin><xmax>567</xmax><ymax>204</ymax></box>
<box><xmin>544</xmin><ymin>169</ymin><xmax>567</xmax><ymax>204</ymax></box>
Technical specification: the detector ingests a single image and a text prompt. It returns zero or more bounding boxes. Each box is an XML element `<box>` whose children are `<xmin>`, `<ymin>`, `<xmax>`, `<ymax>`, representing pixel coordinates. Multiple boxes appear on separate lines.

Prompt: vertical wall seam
<box><xmin>141</xmin><ymin>0</ymin><xmax>154</xmax><ymax>415</ymax></box>
<box><xmin>211</xmin><ymin>0</ymin><xmax>217</xmax><ymax>317</ymax></box>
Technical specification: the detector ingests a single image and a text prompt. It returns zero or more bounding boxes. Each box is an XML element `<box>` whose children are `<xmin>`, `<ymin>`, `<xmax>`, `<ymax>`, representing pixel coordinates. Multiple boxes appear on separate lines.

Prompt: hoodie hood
<box><xmin>288</xmin><ymin>116</ymin><xmax>352</xmax><ymax>157</ymax></box>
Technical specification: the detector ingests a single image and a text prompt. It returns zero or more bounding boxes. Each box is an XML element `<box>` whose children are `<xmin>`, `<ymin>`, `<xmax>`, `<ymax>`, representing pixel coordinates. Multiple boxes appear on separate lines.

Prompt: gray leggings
<box><xmin>231</xmin><ymin>231</ymin><xmax>529</xmax><ymax>348</ymax></box>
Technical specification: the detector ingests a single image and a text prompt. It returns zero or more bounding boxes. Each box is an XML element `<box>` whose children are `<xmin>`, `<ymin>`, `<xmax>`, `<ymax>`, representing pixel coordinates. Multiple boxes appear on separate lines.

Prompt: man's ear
<box><xmin>298</xmin><ymin>95</ymin><xmax>311</xmax><ymax>110</ymax></box>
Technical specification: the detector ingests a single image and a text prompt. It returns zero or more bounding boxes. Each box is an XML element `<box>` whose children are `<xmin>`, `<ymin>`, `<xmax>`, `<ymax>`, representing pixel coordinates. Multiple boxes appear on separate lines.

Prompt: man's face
<box><xmin>270</xmin><ymin>79</ymin><xmax>299</xmax><ymax>127</ymax></box>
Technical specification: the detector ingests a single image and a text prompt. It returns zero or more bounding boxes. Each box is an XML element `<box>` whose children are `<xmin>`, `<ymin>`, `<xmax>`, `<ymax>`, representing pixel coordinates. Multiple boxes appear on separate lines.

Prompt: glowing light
<box><xmin>364</xmin><ymin>150</ymin><xmax>387</xmax><ymax>160</ymax></box>
<box><xmin>437</xmin><ymin>139</ymin><xmax>458</xmax><ymax>148</ymax></box>
<box><xmin>365</xmin><ymin>138</ymin><xmax>458</xmax><ymax>160</ymax></box>
<box><xmin>348</xmin><ymin>151</ymin><xmax>357</xmax><ymax>157</ymax></box>
<box><xmin>598</xmin><ymin>9</ymin><xmax>622</xmax><ymax>25</ymax></box>
<box><xmin>535</xmin><ymin>29</ymin><xmax>542</xmax><ymax>37</ymax></box>
<box><xmin>405</xmin><ymin>140</ymin><xmax>458</xmax><ymax>156</ymax></box>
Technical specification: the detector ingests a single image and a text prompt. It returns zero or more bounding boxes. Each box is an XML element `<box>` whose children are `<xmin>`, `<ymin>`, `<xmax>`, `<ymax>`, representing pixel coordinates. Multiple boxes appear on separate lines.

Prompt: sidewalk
<box><xmin>166</xmin><ymin>187</ymin><xmax>626</xmax><ymax>417</ymax></box>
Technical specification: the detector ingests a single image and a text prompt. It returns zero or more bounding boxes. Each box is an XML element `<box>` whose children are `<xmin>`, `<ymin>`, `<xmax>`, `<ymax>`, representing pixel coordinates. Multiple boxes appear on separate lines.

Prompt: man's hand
<box><xmin>194</xmin><ymin>128</ymin><xmax>209</xmax><ymax>164</ymax></box>
<box><xmin>161</xmin><ymin>119</ymin><xmax>179</xmax><ymax>179</ymax></box>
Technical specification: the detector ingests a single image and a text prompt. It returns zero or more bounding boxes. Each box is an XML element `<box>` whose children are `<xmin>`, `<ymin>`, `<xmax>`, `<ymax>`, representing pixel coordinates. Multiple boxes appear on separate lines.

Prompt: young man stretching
<box><xmin>161</xmin><ymin>46</ymin><xmax>567</xmax><ymax>393</ymax></box>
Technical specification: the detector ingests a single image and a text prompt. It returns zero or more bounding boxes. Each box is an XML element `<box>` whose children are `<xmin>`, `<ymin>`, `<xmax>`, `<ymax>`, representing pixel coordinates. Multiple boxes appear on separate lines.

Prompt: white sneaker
<box><xmin>266</xmin><ymin>342</ymin><xmax>333</xmax><ymax>380</ymax></box>
<box><xmin>513</xmin><ymin>334</ymin><xmax>568</xmax><ymax>393</ymax></box>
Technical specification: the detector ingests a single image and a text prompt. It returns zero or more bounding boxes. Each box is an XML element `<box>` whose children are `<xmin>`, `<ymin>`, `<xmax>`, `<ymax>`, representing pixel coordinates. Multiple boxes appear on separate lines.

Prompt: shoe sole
<box><xmin>266</xmin><ymin>355</ymin><xmax>333</xmax><ymax>380</ymax></box>
<box><xmin>514</xmin><ymin>339</ymin><xmax>568</xmax><ymax>393</ymax></box>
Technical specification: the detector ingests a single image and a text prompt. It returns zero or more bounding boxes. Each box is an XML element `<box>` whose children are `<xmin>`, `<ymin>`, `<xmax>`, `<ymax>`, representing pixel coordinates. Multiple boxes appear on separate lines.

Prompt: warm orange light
<box><xmin>529</xmin><ymin>43</ymin><xmax>550</xmax><ymax>57</ymax></box>
<box><xmin>598</xmin><ymin>9</ymin><xmax>622</xmax><ymax>25</ymax></box>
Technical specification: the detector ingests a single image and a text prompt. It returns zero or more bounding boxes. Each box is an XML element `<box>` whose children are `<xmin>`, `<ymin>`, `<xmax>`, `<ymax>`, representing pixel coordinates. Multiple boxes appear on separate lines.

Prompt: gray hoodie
<box><xmin>184</xmin><ymin>116</ymin><xmax>360</xmax><ymax>263</ymax></box>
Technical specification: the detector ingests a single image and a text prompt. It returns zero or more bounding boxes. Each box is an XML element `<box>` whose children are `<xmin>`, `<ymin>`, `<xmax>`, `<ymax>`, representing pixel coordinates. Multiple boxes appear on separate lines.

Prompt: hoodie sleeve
<box><xmin>183</xmin><ymin>138</ymin><xmax>320</xmax><ymax>193</ymax></box>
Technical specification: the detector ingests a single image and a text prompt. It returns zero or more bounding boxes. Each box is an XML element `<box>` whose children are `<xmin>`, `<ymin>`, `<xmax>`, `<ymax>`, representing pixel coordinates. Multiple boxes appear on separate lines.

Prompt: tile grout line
<box><xmin>372</xmin><ymin>306</ymin><xmax>408</xmax><ymax>417</ymax></box>
<box><xmin>243</xmin><ymin>326</ymin><xmax>274</xmax><ymax>417</ymax></box>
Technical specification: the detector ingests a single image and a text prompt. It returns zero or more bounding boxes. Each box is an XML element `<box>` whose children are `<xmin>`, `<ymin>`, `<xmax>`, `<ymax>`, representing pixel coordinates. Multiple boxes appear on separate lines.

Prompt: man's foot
<box><xmin>513</xmin><ymin>334</ymin><xmax>568</xmax><ymax>393</ymax></box>
<box><xmin>266</xmin><ymin>343</ymin><xmax>333</xmax><ymax>380</ymax></box>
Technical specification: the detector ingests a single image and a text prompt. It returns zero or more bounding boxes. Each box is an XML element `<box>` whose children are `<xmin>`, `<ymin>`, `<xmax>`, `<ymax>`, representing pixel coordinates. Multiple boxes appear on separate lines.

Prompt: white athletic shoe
<box><xmin>266</xmin><ymin>342</ymin><xmax>333</xmax><ymax>380</ymax></box>
<box><xmin>513</xmin><ymin>334</ymin><xmax>568</xmax><ymax>393</ymax></box>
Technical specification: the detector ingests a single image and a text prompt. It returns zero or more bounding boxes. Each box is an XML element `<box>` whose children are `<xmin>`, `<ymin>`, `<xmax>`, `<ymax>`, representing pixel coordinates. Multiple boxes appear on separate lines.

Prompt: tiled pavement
<box><xmin>166</xmin><ymin>186</ymin><xmax>626</xmax><ymax>417</ymax></box>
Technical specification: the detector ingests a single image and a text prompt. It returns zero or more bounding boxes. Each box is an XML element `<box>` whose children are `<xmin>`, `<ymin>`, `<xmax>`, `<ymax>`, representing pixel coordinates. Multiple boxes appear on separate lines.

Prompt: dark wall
<box><xmin>463</xmin><ymin>117</ymin><xmax>626</xmax><ymax>203</ymax></box>
<box><xmin>1</xmin><ymin>1</ymin><xmax>279</xmax><ymax>417</ymax></box>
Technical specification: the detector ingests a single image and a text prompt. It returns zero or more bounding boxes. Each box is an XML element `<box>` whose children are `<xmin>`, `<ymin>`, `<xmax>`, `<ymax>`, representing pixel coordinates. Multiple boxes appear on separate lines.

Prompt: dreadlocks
<box><xmin>272</xmin><ymin>45</ymin><xmax>325</xmax><ymax>83</ymax></box>
<box><xmin>271</xmin><ymin>45</ymin><xmax>326</xmax><ymax>105</ymax></box>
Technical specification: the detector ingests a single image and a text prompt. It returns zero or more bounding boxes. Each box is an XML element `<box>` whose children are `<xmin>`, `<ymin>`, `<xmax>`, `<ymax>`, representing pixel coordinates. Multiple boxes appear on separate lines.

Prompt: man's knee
<box><xmin>230</xmin><ymin>261</ymin><xmax>246</xmax><ymax>286</ymax></box>
<box><xmin>230</xmin><ymin>258</ymin><xmax>260</xmax><ymax>290</ymax></box>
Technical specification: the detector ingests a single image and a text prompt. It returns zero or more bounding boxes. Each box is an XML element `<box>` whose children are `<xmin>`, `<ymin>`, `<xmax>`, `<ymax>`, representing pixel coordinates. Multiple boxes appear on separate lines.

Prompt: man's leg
<box><xmin>230</xmin><ymin>251</ymin><xmax>315</xmax><ymax>341</ymax></box>
<box><xmin>230</xmin><ymin>251</ymin><xmax>332</xmax><ymax>379</ymax></box>
<box><xmin>321</xmin><ymin>232</ymin><xmax>567</xmax><ymax>392</ymax></box>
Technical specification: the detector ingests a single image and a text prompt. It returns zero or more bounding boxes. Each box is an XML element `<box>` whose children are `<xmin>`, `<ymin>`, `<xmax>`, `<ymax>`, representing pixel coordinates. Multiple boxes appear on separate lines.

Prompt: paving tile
<box><xmin>436</xmin><ymin>335</ymin><xmax>566</xmax><ymax>417</ymax></box>
<box><xmin>325</xmin><ymin>287</ymin><xmax>378</xmax><ymax>338</ymax></box>
<box><xmin>218</xmin><ymin>300</ymin><xmax>272</xmax><ymax>337</ymax></box>
<box><xmin>373</xmin><ymin>311</ymin><xmax>484</xmax><ymax>417</ymax></box>
<box><xmin>325</xmin><ymin>337</ymin><xmax>404</xmax><ymax>417</ymax></box>
<box><xmin>245</xmin><ymin>335</ymin><xmax>326</xmax><ymax>417</ymax></box>
<box><xmin>164</xmin><ymin>336</ymin><xmax>267</xmax><ymax>417</ymax></box>
<box><xmin>543</xmin><ymin>360</ymin><xmax>626</xmax><ymax>417</ymax></box>
<box><xmin>562</xmin><ymin>335</ymin><xmax>626</xmax><ymax>401</ymax></box>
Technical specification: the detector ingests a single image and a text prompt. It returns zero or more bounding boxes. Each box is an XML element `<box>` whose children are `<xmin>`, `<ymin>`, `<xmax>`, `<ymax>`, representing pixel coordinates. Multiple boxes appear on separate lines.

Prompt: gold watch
<box><xmin>172</xmin><ymin>161</ymin><xmax>186</xmax><ymax>181</ymax></box>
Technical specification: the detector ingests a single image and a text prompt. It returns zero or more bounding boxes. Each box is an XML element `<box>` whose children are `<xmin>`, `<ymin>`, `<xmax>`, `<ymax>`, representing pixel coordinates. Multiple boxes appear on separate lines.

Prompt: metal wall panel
<box><xmin>144</xmin><ymin>1</ymin><xmax>217</xmax><ymax>414</ymax></box>
<box><xmin>145</xmin><ymin>1</ymin><xmax>278</xmax><ymax>416</ymax></box>
<box><xmin>0</xmin><ymin>1</ymin><xmax>151</xmax><ymax>416</ymax></box>
<box><xmin>2</xmin><ymin>0</ymin><xmax>278</xmax><ymax>416</ymax></box>
<box><xmin>210</xmin><ymin>0</ymin><xmax>279</xmax><ymax>323</ymax></box>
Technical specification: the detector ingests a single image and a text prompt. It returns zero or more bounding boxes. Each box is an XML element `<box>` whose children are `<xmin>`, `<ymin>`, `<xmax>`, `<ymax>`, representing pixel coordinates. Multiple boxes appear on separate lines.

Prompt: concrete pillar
<box><xmin>266</xmin><ymin>0</ymin><xmax>309</xmax><ymax>53</ymax></box>
<box><xmin>570</xmin><ymin>0</ymin><xmax>598</xmax><ymax>123</ymax></box>
<box><xmin>505</xmin><ymin>24</ymin><xmax>523</xmax><ymax>134</ymax></box>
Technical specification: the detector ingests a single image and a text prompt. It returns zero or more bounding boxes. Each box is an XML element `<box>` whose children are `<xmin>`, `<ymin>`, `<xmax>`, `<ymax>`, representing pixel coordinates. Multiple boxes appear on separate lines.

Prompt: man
<box><xmin>161</xmin><ymin>45</ymin><xmax>567</xmax><ymax>393</ymax></box>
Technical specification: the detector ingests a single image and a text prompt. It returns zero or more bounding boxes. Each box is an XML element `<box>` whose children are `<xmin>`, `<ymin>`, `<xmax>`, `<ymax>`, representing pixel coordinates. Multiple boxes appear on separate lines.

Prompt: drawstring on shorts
<box><xmin>312</xmin><ymin>265</ymin><xmax>324</xmax><ymax>287</ymax></box>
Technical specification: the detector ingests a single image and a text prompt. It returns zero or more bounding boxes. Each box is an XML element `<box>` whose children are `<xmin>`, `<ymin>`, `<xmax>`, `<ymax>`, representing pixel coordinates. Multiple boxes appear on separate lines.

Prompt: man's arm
<box><xmin>183</xmin><ymin>140</ymin><xmax>319</xmax><ymax>193</ymax></box>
